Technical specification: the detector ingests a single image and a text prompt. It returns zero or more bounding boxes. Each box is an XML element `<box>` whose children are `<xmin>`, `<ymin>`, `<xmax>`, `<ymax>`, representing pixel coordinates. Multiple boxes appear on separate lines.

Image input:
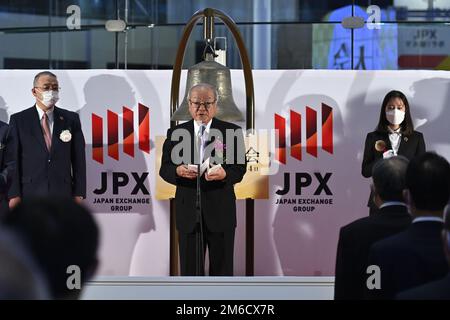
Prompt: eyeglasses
<box><xmin>35</xmin><ymin>86</ymin><xmax>61</xmax><ymax>91</ymax></box>
<box><xmin>189</xmin><ymin>99</ymin><xmax>216</xmax><ymax>110</ymax></box>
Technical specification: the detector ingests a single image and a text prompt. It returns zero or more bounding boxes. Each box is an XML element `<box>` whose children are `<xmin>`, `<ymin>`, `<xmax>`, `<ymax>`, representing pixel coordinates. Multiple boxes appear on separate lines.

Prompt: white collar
<box><xmin>379</xmin><ymin>201</ymin><xmax>407</xmax><ymax>209</ymax></box>
<box><xmin>193</xmin><ymin>118</ymin><xmax>213</xmax><ymax>136</ymax></box>
<box><xmin>413</xmin><ymin>216</ymin><xmax>444</xmax><ymax>224</ymax></box>
<box><xmin>35</xmin><ymin>105</ymin><xmax>54</xmax><ymax>121</ymax></box>
<box><xmin>388</xmin><ymin>126</ymin><xmax>401</xmax><ymax>135</ymax></box>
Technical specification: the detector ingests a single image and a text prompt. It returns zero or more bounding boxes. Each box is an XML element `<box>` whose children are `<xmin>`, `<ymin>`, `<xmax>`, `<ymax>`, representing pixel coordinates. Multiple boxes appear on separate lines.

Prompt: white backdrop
<box><xmin>0</xmin><ymin>69</ymin><xmax>448</xmax><ymax>276</ymax></box>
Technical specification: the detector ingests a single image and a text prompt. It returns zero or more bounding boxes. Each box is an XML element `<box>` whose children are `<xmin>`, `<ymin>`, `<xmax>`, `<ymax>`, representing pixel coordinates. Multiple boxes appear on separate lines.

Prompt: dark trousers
<box><xmin>178</xmin><ymin>222</ymin><xmax>235</xmax><ymax>276</ymax></box>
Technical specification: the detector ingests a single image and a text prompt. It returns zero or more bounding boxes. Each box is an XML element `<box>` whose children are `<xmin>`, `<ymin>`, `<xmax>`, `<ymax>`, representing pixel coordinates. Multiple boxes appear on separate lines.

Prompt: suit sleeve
<box><xmin>6</xmin><ymin>115</ymin><xmax>21</xmax><ymax>199</ymax></box>
<box><xmin>415</xmin><ymin>132</ymin><xmax>426</xmax><ymax>156</ymax></box>
<box><xmin>365</xmin><ymin>242</ymin><xmax>392</xmax><ymax>300</ymax></box>
<box><xmin>0</xmin><ymin>125</ymin><xmax>11</xmax><ymax>192</ymax></box>
<box><xmin>159</xmin><ymin>128</ymin><xmax>179</xmax><ymax>185</ymax></box>
<box><xmin>361</xmin><ymin>133</ymin><xmax>376</xmax><ymax>178</ymax></box>
<box><xmin>334</xmin><ymin>228</ymin><xmax>349</xmax><ymax>300</ymax></box>
<box><xmin>71</xmin><ymin>113</ymin><xmax>86</xmax><ymax>198</ymax></box>
<box><xmin>223</xmin><ymin>127</ymin><xmax>247</xmax><ymax>186</ymax></box>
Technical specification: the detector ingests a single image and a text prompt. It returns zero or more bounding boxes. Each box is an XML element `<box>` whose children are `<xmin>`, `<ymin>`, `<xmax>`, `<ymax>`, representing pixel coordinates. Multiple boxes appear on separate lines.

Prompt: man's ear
<box><xmin>403</xmin><ymin>189</ymin><xmax>410</xmax><ymax>205</ymax></box>
<box><xmin>403</xmin><ymin>189</ymin><xmax>415</xmax><ymax>214</ymax></box>
<box><xmin>371</xmin><ymin>183</ymin><xmax>380</xmax><ymax>208</ymax></box>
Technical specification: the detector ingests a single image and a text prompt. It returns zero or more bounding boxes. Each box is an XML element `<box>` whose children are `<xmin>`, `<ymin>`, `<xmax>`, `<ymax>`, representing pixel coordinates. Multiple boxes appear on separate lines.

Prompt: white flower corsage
<box><xmin>60</xmin><ymin>130</ymin><xmax>72</xmax><ymax>142</ymax></box>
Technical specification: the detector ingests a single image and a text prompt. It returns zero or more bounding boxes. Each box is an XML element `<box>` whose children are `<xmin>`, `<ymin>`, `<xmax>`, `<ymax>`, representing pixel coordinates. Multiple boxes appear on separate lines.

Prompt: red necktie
<box><xmin>41</xmin><ymin>113</ymin><xmax>52</xmax><ymax>151</ymax></box>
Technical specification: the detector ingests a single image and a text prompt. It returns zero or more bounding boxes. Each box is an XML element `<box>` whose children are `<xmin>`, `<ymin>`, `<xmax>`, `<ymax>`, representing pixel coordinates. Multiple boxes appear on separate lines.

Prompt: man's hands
<box><xmin>9</xmin><ymin>197</ymin><xmax>21</xmax><ymax>209</ymax></box>
<box><xmin>176</xmin><ymin>165</ymin><xmax>198</xmax><ymax>180</ymax></box>
<box><xmin>74</xmin><ymin>196</ymin><xmax>84</xmax><ymax>204</ymax></box>
<box><xmin>205</xmin><ymin>166</ymin><xmax>226</xmax><ymax>181</ymax></box>
<box><xmin>176</xmin><ymin>165</ymin><xmax>226</xmax><ymax>181</ymax></box>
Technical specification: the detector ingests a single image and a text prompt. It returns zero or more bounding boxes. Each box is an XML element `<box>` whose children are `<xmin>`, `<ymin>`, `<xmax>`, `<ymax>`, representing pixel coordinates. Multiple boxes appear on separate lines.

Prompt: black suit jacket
<box><xmin>0</xmin><ymin>121</ymin><xmax>13</xmax><ymax>202</ymax></box>
<box><xmin>361</xmin><ymin>130</ymin><xmax>425</xmax><ymax>208</ymax></box>
<box><xmin>396</xmin><ymin>273</ymin><xmax>450</xmax><ymax>300</ymax></box>
<box><xmin>362</xmin><ymin>130</ymin><xmax>425</xmax><ymax>178</ymax></box>
<box><xmin>0</xmin><ymin>121</ymin><xmax>14</xmax><ymax>219</ymax></box>
<box><xmin>334</xmin><ymin>205</ymin><xmax>412</xmax><ymax>300</ymax></box>
<box><xmin>7</xmin><ymin>106</ymin><xmax>86</xmax><ymax>198</ymax></box>
<box><xmin>159</xmin><ymin>118</ymin><xmax>247</xmax><ymax>233</ymax></box>
<box><xmin>367</xmin><ymin>221</ymin><xmax>448</xmax><ymax>299</ymax></box>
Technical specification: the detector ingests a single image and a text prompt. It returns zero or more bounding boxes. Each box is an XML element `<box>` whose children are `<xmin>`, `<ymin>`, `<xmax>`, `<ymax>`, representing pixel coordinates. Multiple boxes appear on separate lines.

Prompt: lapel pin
<box><xmin>404</xmin><ymin>137</ymin><xmax>408</xmax><ymax>142</ymax></box>
<box><xmin>60</xmin><ymin>116</ymin><xmax>64</xmax><ymax>120</ymax></box>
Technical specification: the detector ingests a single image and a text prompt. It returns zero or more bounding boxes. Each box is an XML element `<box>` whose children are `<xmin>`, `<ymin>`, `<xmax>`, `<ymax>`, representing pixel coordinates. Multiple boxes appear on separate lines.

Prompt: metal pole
<box><xmin>124</xmin><ymin>0</ymin><xmax>129</xmax><ymax>69</ymax></box>
<box><xmin>115</xmin><ymin>0</ymin><xmax>120</xmax><ymax>69</ymax></box>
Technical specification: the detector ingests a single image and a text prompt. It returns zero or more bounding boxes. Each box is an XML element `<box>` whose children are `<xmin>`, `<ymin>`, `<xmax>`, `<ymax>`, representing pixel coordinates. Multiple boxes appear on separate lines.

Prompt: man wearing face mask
<box><xmin>7</xmin><ymin>71</ymin><xmax>86</xmax><ymax>207</ymax></box>
<box><xmin>362</xmin><ymin>90</ymin><xmax>426</xmax><ymax>216</ymax></box>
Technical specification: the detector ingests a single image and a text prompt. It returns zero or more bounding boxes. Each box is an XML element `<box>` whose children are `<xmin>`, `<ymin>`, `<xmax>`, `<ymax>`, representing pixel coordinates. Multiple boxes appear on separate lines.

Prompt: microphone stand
<box><xmin>195</xmin><ymin>126</ymin><xmax>205</xmax><ymax>276</ymax></box>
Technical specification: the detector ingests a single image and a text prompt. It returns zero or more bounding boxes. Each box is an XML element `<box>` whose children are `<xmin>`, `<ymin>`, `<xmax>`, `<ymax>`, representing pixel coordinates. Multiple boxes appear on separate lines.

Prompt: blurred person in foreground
<box><xmin>335</xmin><ymin>156</ymin><xmax>411</xmax><ymax>299</ymax></box>
<box><xmin>397</xmin><ymin>203</ymin><xmax>450</xmax><ymax>300</ymax></box>
<box><xmin>0</xmin><ymin>226</ymin><xmax>49</xmax><ymax>299</ymax></box>
<box><xmin>3</xmin><ymin>197</ymin><xmax>99</xmax><ymax>299</ymax></box>
<box><xmin>367</xmin><ymin>152</ymin><xmax>450</xmax><ymax>299</ymax></box>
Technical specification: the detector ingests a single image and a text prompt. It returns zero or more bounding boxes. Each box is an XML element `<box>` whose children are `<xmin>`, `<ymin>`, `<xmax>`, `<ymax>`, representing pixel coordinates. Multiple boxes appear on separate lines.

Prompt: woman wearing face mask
<box><xmin>362</xmin><ymin>90</ymin><xmax>426</xmax><ymax>215</ymax></box>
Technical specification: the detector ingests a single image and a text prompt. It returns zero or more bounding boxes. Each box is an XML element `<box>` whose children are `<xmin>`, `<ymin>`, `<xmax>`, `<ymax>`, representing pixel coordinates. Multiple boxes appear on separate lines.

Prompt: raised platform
<box><xmin>81</xmin><ymin>276</ymin><xmax>335</xmax><ymax>300</ymax></box>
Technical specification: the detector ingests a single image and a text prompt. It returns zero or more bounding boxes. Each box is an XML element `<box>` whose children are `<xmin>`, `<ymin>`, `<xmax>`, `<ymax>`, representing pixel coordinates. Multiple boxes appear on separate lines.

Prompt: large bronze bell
<box><xmin>171</xmin><ymin>53</ymin><xmax>244</xmax><ymax>121</ymax></box>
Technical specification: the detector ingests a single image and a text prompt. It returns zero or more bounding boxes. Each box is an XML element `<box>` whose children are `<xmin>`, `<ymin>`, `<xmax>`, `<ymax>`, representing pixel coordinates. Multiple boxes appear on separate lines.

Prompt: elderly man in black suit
<box><xmin>367</xmin><ymin>152</ymin><xmax>450</xmax><ymax>299</ymax></box>
<box><xmin>160</xmin><ymin>83</ymin><xmax>246</xmax><ymax>276</ymax></box>
<box><xmin>334</xmin><ymin>156</ymin><xmax>412</xmax><ymax>300</ymax></box>
<box><xmin>7</xmin><ymin>71</ymin><xmax>86</xmax><ymax>207</ymax></box>
<box><xmin>397</xmin><ymin>203</ymin><xmax>450</xmax><ymax>300</ymax></box>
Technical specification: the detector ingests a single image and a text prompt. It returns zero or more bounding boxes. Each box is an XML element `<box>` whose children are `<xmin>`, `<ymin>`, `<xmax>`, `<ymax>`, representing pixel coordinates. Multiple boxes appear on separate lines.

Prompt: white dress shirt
<box><xmin>379</xmin><ymin>201</ymin><xmax>407</xmax><ymax>209</ymax></box>
<box><xmin>412</xmin><ymin>216</ymin><xmax>444</xmax><ymax>224</ymax></box>
<box><xmin>193</xmin><ymin>119</ymin><xmax>212</xmax><ymax>138</ymax></box>
<box><xmin>387</xmin><ymin>126</ymin><xmax>402</xmax><ymax>155</ymax></box>
<box><xmin>36</xmin><ymin>105</ymin><xmax>54</xmax><ymax>134</ymax></box>
<box><xmin>193</xmin><ymin>119</ymin><xmax>212</xmax><ymax>162</ymax></box>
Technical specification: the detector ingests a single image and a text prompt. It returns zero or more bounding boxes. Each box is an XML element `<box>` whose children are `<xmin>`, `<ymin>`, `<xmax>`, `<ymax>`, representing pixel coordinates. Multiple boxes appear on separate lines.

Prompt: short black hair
<box><xmin>372</xmin><ymin>156</ymin><xmax>409</xmax><ymax>202</ymax></box>
<box><xmin>406</xmin><ymin>152</ymin><xmax>450</xmax><ymax>211</ymax></box>
<box><xmin>3</xmin><ymin>198</ymin><xmax>99</xmax><ymax>299</ymax></box>
<box><xmin>376</xmin><ymin>90</ymin><xmax>415</xmax><ymax>136</ymax></box>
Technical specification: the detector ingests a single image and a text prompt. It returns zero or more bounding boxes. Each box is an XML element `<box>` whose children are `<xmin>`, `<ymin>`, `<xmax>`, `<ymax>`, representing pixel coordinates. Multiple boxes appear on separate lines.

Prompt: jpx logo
<box><xmin>274</xmin><ymin>103</ymin><xmax>333</xmax><ymax>164</ymax></box>
<box><xmin>91</xmin><ymin>104</ymin><xmax>150</xmax><ymax>164</ymax></box>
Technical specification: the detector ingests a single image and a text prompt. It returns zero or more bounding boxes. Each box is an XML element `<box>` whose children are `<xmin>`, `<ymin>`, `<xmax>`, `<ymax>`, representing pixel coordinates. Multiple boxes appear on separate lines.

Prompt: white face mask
<box><xmin>386</xmin><ymin>109</ymin><xmax>405</xmax><ymax>126</ymax></box>
<box><xmin>38</xmin><ymin>90</ymin><xmax>59</xmax><ymax>108</ymax></box>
